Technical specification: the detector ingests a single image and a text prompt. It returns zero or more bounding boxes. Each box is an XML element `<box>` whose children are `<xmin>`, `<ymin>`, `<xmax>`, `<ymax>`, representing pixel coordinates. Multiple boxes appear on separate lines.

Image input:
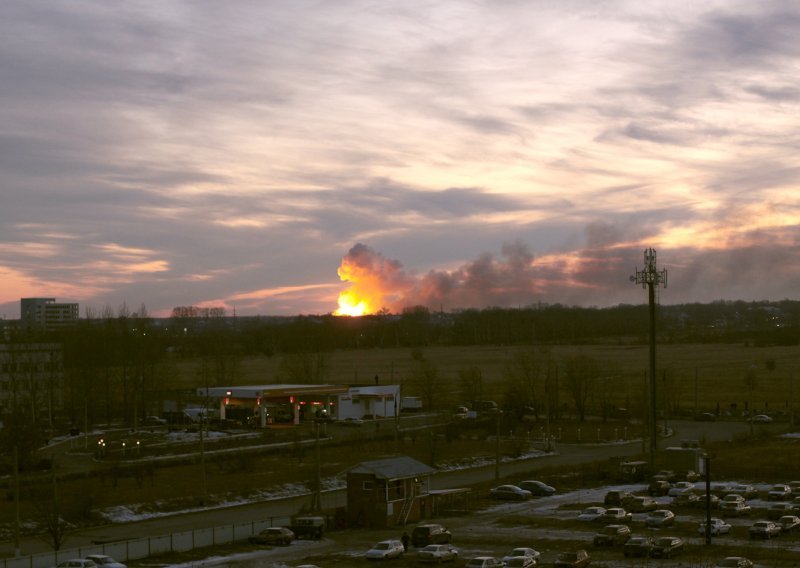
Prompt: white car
<box><xmin>749</xmin><ymin>414</ymin><xmax>773</xmax><ymax>423</ymax></box>
<box><xmin>57</xmin><ymin>561</ymin><xmax>97</xmax><ymax>568</ymax></box>
<box><xmin>466</xmin><ymin>557</ymin><xmax>502</xmax><ymax>568</ymax></box>
<box><xmin>645</xmin><ymin>509</ymin><xmax>675</xmax><ymax>527</ymax></box>
<box><xmin>366</xmin><ymin>539</ymin><xmax>405</xmax><ymax>560</ymax></box>
<box><xmin>85</xmin><ymin>556</ymin><xmax>126</xmax><ymax>568</ymax></box>
<box><xmin>699</xmin><ymin>518</ymin><xmax>732</xmax><ymax>535</ymax></box>
<box><xmin>417</xmin><ymin>545</ymin><xmax>459</xmax><ymax>563</ymax></box>
<box><xmin>502</xmin><ymin>547</ymin><xmax>541</xmax><ymax>565</ymax></box>
<box><xmin>577</xmin><ymin>506</ymin><xmax>606</xmax><ymax>521</ymax></box>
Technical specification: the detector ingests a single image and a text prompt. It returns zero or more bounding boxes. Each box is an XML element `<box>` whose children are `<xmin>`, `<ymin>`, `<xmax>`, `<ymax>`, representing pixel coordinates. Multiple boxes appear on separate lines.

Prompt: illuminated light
<box><xmin>334</xmin><ymin>290</ymin><xmax>370</xmax><ymax>316</ymax></box>
<box><xmin>312</xmin><ymin>401</ymin><xmax>321</xmax><ymax>406</ymax></box>
<box><xmin>223</xmin><ymin>397</ymin><xmax>230</xmax><ymax>405</ymax></box>
<box><xmin>300</xmin><ymin>401</ymin><xmax>306</xmax><ymax>405</ymax></box>
<box><xmin>289</xmin><ymin>396</ymin><xmax>295</xmax><ymax>403</ymax></box>
<box><xmin>226</xmin><ymin>390</ymin><xmax>232</xmax><ymax>396</ymax></box>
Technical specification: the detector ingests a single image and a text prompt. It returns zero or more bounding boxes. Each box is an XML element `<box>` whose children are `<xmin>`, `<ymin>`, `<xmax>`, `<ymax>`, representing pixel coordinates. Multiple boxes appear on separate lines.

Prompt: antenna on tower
<box><xmin>630</xmin><ymin>248</ymin><xmax>668</xmax><ymax>463</ymax></box>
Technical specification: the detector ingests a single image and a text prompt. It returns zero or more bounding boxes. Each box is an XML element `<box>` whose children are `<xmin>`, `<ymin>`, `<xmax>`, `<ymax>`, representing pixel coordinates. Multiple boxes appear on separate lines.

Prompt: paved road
<box><xmin>0</xmin><ymin>418</ymin><xmax>757</xmax><ymax>560</ymax></box>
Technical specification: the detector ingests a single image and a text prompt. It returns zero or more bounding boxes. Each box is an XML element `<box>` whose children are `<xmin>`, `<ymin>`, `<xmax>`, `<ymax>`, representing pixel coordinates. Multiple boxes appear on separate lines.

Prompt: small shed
<box><xmin>347</xmin><ymin>456</ymin><xmax>436</xmax><ymax>528</ymax></box>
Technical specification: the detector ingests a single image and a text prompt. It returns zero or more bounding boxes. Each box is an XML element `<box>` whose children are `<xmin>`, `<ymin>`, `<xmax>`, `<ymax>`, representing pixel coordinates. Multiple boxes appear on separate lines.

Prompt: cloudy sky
<box><xmin>2</xmin><ymin>1</ymin><xmax>799</xmax><ymax>318</ymax></box>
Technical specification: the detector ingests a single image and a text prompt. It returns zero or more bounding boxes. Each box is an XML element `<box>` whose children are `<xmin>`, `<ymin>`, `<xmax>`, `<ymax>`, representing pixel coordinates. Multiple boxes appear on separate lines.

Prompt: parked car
<box><xmin>623</xmin><ymin>536</ymin><xmax>654</xmax><ymax>558</ymax></box>
<box><xmin>411</xmin><ymin>524</ymin><xmax>452</xmax><ymax>547</ymax></box>
<box><xmin>490</xmin><ymin>485</ymin><xmax>532</xmax><ymax>501</ymax></box>
<box><xmin>645</xmin><ymin>509</ymin><xmax>676</xmax><ymax>528</ymax></box>
<box><xmin>84</xmin><ymin>556</ymin><xmax>126</xmax><ymax>568</ymax></box>
<box><xmin>604</xmin><ymin>490</ymin><xmax>634</xmax><ymax>506</ymax></box>
<box><xmin>366</xmin><ymin>540</ymin><xmax>406</xmax><ymax>560</ymax></box>
<box><xmin>685</xmin><ymin>470</ymin><xmax>701</xmax><ymax>482</ymax></box>
<box><xmin>577</xmin><ymin>507</ymin><xmax>606</xmax><ymax>522</ymax></box>
<box><xmin>749</xmin><ymin>414</ymin><xmax>773</xmax><ymax>423</ymax></box>
<box><xmin>672</xmin><ymin>491</ymin><xmax>700</xmax><ymax>507</ymax></box>
<box><xmin>653</xmin><ymin>470</ymin><xmax>677</xmax><ymax>482</ymax></box>
<box><xmin>720</xmin><ymin>494</ymin><xmax>745</xmax><ymax>506</ymax></box>
<box><xmin>501</xmin><ymin>548</ymin><xmax>541</xmax><ymax>564</ymax></box>
<box><xmin>694</xmin><ymin>412</ymin><xmax>717</xmax><ymax>421</ymax></box>
<box><xmin>553</xmin><ymin>550</ymin><xmax>590</xmax><ymax>568</ymax></box>
<box><xmin>716</xmin><ymin>558</ymin><xmax>753</xmax><ymax>568</ymax></box>
<box><xmin>142</xmin><ymin>415</ymin><xmax>167</xmax><ymax>426</ymax></box>
<box><xmin>249</xmin><ymin>527</ymin><xmax>295</xmax><ymax>545</ymax></box>
<box><xmin>767</xmin><ymin>502</ymin><xmax>796</xmax><ymax>520</ymax></box>
<box><xmin>651</xmin><ymin>536</ymin><xmax>684</xmax><ymax>558</ymax></box>
<box><xmin>777</xmin><ymin>515</ymin><xmax>800</xmax><ymax>533</ymax></box>
<box><xmin>722</xmin><ymin>501</ymin><xmax>752</xmax><ymax>516</ymax></box>
<box><xmin>57</xmin><ymin>561</ymin><xmax>97</xmax><ymax>568</ymax></box>
<box><xmin>517</xmin><ymin>480</ymin><xmax>555</xmax><ymax>496</ymax></box>
<box><xmin>628</xmin><ymin>496</ymin><xmax>659</xmax><ymax>512</ymax></box>
<box><xmin>699</xmin><ymin>518</ymin><xmax>732</xmax><ymax>536</ymax></box>
<box><xmin>767</xmin><ymin>484</ymin><xmax>792</xmax><ymax>500</ymax></box>
<box><xmin>691</xmin><ymin>493</ymin><xmax>720</xmax><ymax>509</ymax></box>
<box><xmin>727</xmin><ymin>484</ymin><xmax>758</xmax><ymax>498</ymax></box>
<box><xmin>592</xmin><ymin>524</ymin><xmax>631</xmax><ymax>546</ymax></box>
<box><xmin>668</xmin><ymin>481</ymin><xmax>695</xmax><ymax>497</ymax></box>
<box><xmin>503</xmin><ymin>558</ymin><xmax>535</xmax><ymax>568</ymax></box>
<box><xmin>341</xmin><ymin>417</ymin><xmax>364</xmax><ymax>426</ymax></box>
<box><xmin>748</xmin><ymin>520</ymin><xmax>781</xmax><ymax>539</ymax></box>
<box><xmin>648</xmin><ymin>479</ymin><xmax>671</xmax><ymax>496</ymax></box>
<box><xmin>465</xmin><ymin>557</ymin><xmax>502</xmax><ymax>568</ymax></box>
<box><xmin>601</xmin><ymin>507</ymin><xmax>632</xmax><ymax>523</ymax></box>
<box><xmin>417</xmin><ymin>544</ymin><xmax>459</xmax><ymax>563</ymax></box>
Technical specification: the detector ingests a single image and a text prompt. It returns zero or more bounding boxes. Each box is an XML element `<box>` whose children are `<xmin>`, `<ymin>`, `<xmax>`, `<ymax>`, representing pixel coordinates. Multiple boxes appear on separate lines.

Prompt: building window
<box><xmin>362</xmin><ymin>481</ymin><xmax>373</xmax><ymax>491</ymax></box>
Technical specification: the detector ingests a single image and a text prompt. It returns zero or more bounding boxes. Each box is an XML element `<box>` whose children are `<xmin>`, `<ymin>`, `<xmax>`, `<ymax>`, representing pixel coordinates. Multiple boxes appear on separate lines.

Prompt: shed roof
<box><xmin>349</xmin><ymin>456</ymin><xmax>436</xmax><ymax>480</ymax></box>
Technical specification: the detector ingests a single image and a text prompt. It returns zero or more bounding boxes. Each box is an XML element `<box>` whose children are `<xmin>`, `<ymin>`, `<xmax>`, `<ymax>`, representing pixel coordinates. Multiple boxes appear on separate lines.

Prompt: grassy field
<box><xmin>175</xmin><ymin>343</ymin><xmax>800</xmax><ymax>416</ymax></box>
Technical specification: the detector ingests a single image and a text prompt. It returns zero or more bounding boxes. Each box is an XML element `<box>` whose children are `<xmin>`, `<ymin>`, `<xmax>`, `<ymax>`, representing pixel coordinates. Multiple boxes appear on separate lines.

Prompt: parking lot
<box><xmin>157</xmin><ymin>480</ymin><xmax>800</xmax><ymax>568</ymax></box>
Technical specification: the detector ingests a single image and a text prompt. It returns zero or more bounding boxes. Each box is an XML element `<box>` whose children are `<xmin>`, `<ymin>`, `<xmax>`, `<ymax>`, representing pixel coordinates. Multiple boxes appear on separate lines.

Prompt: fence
<box><xmin>2</xmin><ymin>516</ymin><xmax>291</xmax><ymax>568</ymax></box>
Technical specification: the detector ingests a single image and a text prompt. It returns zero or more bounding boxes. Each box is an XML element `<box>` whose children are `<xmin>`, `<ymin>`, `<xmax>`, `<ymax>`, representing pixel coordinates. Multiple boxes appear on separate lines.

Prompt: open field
<box><xmin>175</xmin><ymin>343</ymin><xmax>800</xmax><ymax>416</ymax></box>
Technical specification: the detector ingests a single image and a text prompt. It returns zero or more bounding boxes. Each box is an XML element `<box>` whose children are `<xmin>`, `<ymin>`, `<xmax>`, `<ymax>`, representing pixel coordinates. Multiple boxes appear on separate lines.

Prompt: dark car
<box><xmin>629</xmin><ymin>496</ymin><xmax>659</xmax><ymax>512</ymax></box>
<box><xmin>490</xmin><ymin>485</ymin><xmax>532</xmax><ymax>501</ymax></box>
<box><xmin>554</xmin><ymin>550</ymin><xmax>590</xmax><ymax>568</ymax></box>
<box><xmin>248</xmin><ymin>527</ymin><xmax>294</xmax><ymax>546</ymax></box>
<box><xmin>411</xmin><ymin>524</ymin><xmax>452</xmax><ymax>547</ymax></box>
<box><xmin>518</xmin><ymin>480</ymin><xmax>556</xmax><ymax>496</ymax></box>
<box><xmin>604</xmin><ymin>490</ymin><xmax>634</xmax><ymax>507</ymax></box>
<box><xmin>623</xmin><ymin>536</ymin><xmax>654</xmax><ymax>558</ymax></box>
<box><xmin>777</xmin><ymin>515</ymin><xmax>800</xmax><ymax>532</ymax></box>
<box><xmin>651</xmin><ymin>536</ymin><xmax>684</xmax><ymax>558</ymax></box>
<box><xmin>647</xmin><ymin>479</ymin><xmax>671</xmax><ymax>496</ymax></box>
<box><xmin>592</xmin><ymin>524</ymin><xmax>631</xmax><ymax>546</ymax></box>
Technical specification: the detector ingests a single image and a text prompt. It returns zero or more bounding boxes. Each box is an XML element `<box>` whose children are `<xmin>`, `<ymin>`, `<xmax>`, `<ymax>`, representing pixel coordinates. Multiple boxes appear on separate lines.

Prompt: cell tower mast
<box><xmin>631</xmin><ymin>248</ymin><xmax>667</xmax><ymax>463</ymax></box>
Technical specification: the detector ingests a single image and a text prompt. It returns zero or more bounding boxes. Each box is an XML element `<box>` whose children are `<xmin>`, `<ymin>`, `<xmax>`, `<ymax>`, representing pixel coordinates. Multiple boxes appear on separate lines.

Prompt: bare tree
<box><xmin>563</xmin><ymin>354</ymin><xmax>599</xmax><ymax>422</ymax></box>
<box><xmin>407</xmin><ymin>350</ymin><xmax>444</xmax><ymax>410</ymax></box>
<box><xmin>279</xmin><ymin>351</ymin><xmax>329</xmax><ymax>384</ymax></box>
<box><xmin>502</xmin><ymin>348</ymin><xmax>549</xmax><ymax>420</ymax></box>
<box><xmin>458</xmin><ymin>366</ymin><xmax>483</xmax><ymax>406</ymax></box>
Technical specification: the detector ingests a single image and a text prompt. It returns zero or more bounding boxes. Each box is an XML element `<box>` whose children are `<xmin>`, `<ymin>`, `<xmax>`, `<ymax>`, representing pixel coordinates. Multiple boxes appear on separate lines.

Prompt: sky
<box><xmin>1</xmin><ymin>1</ymin><xmax>799</xmax><ymax>318</ymax></box>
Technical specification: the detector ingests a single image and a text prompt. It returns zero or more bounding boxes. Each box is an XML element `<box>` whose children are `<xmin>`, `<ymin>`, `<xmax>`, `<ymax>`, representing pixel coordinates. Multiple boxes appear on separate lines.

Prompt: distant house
<box><xmin>347</xmin><ymin>456</ymin><xmax>436</xmax><ymax>528</ymax></box>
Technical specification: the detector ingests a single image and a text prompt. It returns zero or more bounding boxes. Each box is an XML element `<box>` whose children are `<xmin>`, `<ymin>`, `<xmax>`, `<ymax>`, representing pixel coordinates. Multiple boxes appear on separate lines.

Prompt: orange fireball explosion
<box><xmin>333</xmin><ymin>243</ymin><xmax>410</xmax><ymax>316</ymax></box>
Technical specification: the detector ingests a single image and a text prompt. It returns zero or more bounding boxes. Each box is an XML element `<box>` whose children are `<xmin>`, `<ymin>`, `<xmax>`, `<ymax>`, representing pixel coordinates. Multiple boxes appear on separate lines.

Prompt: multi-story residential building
<box><xmin>0</xmin><ymin>342</ymin><xmax>64</xmax><ymax>422</ymax></box>
<box><xmin>20</xmin><ymin>298</ymin><xmax>79</xmax><ymax>331</ymax></box>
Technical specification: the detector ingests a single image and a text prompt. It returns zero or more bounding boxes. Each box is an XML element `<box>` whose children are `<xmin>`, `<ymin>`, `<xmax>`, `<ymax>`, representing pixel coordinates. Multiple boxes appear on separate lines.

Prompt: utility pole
<box><xmin>631</xmin><ymin>248</ymin><xmax>667</xmax><ymax>464</ymax></box>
